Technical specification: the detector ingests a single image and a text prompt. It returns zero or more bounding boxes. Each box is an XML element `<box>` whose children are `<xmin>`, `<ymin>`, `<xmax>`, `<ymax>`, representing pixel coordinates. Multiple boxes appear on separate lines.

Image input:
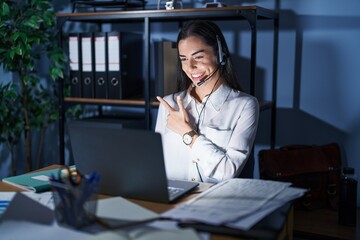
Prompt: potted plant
<box><xmin>0</xmin><ymin>0</ymin><xmax>66</xmax><ymax>173</ymax></box>
<box><xmin>0</xmin><ymin>82</ymin><xmax>23</xmax><ymax>175</ymax></box>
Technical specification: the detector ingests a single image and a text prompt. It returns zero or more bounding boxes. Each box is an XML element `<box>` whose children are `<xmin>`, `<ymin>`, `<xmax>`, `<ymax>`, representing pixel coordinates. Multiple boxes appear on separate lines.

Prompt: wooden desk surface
<box><xmin>1</xmin><ymin>165</ymin><xmax>293</xmax><ymax>240</ymax></box>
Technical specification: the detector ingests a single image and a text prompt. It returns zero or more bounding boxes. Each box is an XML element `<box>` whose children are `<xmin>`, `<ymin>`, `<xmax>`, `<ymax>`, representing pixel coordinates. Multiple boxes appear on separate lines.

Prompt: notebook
<box><xmin>68</xmin><ymin>121</ymin><xmax>199</xmax><ymax>203</ymax></box>
<box><xmin>2</xmin><ymin>168</ymin><xmax>61</xmax><ymax>193</ymax></box>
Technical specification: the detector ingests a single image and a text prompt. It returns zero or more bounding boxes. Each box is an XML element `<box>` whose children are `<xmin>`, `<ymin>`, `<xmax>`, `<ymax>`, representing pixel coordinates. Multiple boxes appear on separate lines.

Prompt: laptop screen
<box><xmin>68</xmin><ymin>121</ymin><xmax>198</xmax><ymax>203</ymax></box>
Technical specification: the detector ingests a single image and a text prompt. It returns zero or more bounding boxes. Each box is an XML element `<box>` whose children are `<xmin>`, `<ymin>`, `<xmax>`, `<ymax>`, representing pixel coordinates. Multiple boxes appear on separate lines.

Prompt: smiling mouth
<box><xmin>191</xmin><ymin>73</ymin><xmax>206</xmax><ymax>81</ymax></box>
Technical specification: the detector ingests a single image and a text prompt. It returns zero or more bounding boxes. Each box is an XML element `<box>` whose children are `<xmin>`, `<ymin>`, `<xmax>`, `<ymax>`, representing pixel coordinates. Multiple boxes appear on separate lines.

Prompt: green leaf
<box><xmin>23</xmin><ymin>16</ymin><xmax>42</xmax><ymax>29</ymax></box>
<box><xmin>1</xmin><ymin>2</ymin><xmax>10</xmax><ymax>16</ymax></box>
<box><xmin>12</xmin><ymin>32</ymin><xmax>20</xmax><ymax>41</ymax></box>
<box><xmin>50</xmin><ymin>67</ymin><xmax>64</xmax><ymax>80</ymax></box>
<box><xmin>9</xmin><ymin>49</ymin><xmax>16</xmax><ymax>59</ymax></box>
<box><xmin>14</xmin><ymin>46</ymin><xmax>22</xmax><ymax>56</ymax></box>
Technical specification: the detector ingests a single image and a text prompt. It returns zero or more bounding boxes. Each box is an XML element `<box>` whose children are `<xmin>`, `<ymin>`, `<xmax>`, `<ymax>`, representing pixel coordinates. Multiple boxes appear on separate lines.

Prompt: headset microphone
<box><xmin>197</xmin><ymin>35</ymin><xmax>226</xmax><ymax>87</ymax></box>
<box><xmin>197</xmin><ymin>65</ymin><xmax>220</xmax><ymax>86</ymax></box>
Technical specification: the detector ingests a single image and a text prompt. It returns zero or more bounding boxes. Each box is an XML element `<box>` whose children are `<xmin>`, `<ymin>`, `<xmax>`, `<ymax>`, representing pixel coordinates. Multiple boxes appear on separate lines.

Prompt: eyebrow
<box><xmin>179</xmin><ymin>49</ymin><xmax>205</xmax><ymax>58</ymax></box>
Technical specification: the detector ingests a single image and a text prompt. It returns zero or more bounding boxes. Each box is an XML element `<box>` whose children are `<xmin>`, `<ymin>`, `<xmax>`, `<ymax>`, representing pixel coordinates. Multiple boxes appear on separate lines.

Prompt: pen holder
<box><xmin>50</xmin><ymin>171</ymin><xmax>100</xmax><ymax>229</ymax></box>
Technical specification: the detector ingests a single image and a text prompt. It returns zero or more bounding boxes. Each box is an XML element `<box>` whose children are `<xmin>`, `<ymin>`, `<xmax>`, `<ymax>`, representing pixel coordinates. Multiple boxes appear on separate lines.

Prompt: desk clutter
<box><xmin>0</xmin><ymin>192</ymin><xmax>200</xmax><ymax>240</ymax></box>
<box><xmin>50</xmin><ymin>167</ymin><xmax>100</xmax><ymax>229</ymax></box>
<box><xmin>0</xmin><ymin>168</ymin><xmax>306</xmax><ymax>240</ymax></box>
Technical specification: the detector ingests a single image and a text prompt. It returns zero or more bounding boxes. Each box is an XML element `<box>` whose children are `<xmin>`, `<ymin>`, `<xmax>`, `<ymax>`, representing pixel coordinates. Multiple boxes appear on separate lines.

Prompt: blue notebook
<box><xmin>2</xmin><ymin>168</ymin><xmax>61</xmax><ymax>193</ymax></box>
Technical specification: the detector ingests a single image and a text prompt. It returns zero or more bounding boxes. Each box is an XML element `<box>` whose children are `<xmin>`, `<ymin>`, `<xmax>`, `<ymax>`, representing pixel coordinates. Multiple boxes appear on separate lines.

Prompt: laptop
<box><xmin>68</xmin><ymin>121</ymin><xmax>199</xmax><ymax>203</ymax></box>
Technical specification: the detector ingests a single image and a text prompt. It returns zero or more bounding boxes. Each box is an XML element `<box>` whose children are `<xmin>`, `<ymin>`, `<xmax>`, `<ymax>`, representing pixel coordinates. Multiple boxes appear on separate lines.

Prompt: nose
<box><xmin>187</xmin><ymin>58</ymin><xmax>197</xmax><ymax>69</ymax></box>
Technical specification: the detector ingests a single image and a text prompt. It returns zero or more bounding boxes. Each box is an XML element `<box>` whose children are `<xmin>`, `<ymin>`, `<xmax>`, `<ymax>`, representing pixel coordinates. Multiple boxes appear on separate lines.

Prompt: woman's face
<box><xmin>178</xmin><ymin>36</ymin><xmax>219</xmax><ymax>87</ymax></box>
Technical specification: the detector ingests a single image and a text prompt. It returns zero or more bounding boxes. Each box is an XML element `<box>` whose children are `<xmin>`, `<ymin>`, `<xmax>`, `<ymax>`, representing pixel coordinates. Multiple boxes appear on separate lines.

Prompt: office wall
<box><xmin>1</xmin><ymin>0</ymin><xmax>359</xmax><ymax>205</ymax></box>
<box><xmin>239</xmin><ymin>0</ymin><xmax>360</xmax><ymax>205</ymax></box>
<box><xmin>278</xmin><ymin>0</ymin><xmax>360</xmax><ymax>206</ymax></box>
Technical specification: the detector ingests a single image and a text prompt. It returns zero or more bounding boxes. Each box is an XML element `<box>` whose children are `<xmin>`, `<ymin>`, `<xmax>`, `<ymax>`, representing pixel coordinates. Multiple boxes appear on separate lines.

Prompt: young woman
<box><xmin>155</xmin><ymin>20</ymin><xmax>259</xmax><ymax>183</ymax></box>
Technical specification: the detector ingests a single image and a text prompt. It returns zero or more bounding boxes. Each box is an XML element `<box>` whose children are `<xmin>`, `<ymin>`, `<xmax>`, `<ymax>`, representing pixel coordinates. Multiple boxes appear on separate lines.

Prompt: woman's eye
<box><xmin>180</xmin><ymin>58</ymin><xmax>187</xmax><ymax>62</ymax></box>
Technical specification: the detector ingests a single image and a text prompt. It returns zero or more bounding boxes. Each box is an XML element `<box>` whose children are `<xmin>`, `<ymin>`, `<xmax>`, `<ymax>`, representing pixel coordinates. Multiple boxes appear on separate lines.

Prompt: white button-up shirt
<box><xmin>155</xmin><ymin>83</ymin><xmax>259</xmax><ymax>183</ymax></box>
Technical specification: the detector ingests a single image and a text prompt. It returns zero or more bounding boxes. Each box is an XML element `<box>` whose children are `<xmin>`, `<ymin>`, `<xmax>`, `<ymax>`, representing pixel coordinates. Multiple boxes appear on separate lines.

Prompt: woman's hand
<box><xmin>156</xmin><ymin>95</ymin><xmax>193</xmax><ymax>136</ymax></box>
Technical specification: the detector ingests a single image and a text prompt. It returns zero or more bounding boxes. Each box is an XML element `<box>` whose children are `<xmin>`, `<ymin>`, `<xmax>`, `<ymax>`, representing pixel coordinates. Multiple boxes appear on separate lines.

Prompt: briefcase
<box><xmin>259</xmin><ymin>143</ymin><xmax>341</xmax><ymax>210</ymax></box>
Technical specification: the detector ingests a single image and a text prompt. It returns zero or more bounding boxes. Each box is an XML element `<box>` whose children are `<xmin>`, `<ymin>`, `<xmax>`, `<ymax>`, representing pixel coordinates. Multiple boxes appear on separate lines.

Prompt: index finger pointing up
<box><xmin>156</xmin><ymin>96</ymin><xmax>174</xmax><ymax>112</ymax></box>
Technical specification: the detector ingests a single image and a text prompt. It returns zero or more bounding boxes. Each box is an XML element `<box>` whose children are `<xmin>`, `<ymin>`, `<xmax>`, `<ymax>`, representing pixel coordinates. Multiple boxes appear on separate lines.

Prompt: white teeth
<box><xmin>192</xmin><ymin>73</ymin><xmax>203</xmax><ymax>78</ymax></box>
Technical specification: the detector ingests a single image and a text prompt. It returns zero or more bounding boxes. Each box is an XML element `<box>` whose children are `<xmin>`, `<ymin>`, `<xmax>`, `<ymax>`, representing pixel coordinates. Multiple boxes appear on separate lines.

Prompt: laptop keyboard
<box><xmin>168</xmin><ymin>186</ymin><xmax>185</xmax><ymax>197</ymax></box>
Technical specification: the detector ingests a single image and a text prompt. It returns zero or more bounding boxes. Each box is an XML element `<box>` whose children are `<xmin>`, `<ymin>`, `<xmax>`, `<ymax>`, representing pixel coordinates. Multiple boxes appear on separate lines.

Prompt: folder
<box><xmin>106</xmin><ymin>31</ymin><xmax>122</xmax><ymax>99</ymax></box>
<box><xmin>80</xmin><ymin>32</ymin><xmax>94</xmax><ymax>98</ymax></box>
<box><xmin>68</xmin><ymin>33</ymin><xmax>81</xmax><ymax>98</ymax></box>
<box><xmin>154</xmin><ymin>40</ymin><xmax>178</xmax><ymax>96</ymax></box>
<box><xmin>2</xmin><ymin>168</ymin><xmax>62</xmax><ymax>193</ymax></box>
<box><xmin>107</xmin><ymin>32</ymin><xmax>143</xmax><ymax>99</ymax></box>
<box><xmin>94</xmin><ymin>32</ymin><xmax>107</xmax><ymax>99</ymax></box>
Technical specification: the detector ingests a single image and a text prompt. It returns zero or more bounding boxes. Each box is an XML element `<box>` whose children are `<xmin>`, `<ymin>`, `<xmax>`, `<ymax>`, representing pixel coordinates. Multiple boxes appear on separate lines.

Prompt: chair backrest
<box><xmin>238</xmin><ymin>149</ymin><xmax>254</xmax><ymax>178</ymax></box>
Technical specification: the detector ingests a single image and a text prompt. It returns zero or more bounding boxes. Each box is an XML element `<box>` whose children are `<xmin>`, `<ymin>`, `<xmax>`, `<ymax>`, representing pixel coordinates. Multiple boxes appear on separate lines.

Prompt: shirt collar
<box><xmin>183</xmin><ymin>83</ymin><xmax>232</xmax><ymax>112</ymax></box>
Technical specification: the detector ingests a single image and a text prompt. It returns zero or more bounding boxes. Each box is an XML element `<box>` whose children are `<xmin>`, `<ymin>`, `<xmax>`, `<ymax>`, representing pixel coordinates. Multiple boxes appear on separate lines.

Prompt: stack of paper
<box><xmin>162</xmin><ymin>178</ymin><xmax>306</xmax><ymax>230</ymax></box>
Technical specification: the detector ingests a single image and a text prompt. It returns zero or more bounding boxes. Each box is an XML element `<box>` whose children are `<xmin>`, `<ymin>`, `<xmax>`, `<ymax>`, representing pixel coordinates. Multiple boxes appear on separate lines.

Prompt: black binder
<box><xmin>80</xmin><ymin>32</ymin><xmax>94</xmax><ymax>98</ymax></box>
<box><xmin>106</xmin><ymin>32</ymin><xmax>122</xmax><ymax>99</ymax></box>
<box><xmin>107</xmin><ymin>32</ymin><xmax>143</xmax><ymax>99</ymax></box>
<box><xmin>68</xmin><ymin>33</ymin><xmax>81</xmax><ymax>97</ymax></box>
<box><xmin>94</xmin><ymin>32</ymin><xmax>107</xmax><ymax>99</ymax></box>
<box><xmin>154</xmin><ymin>41</ymin><xmax>178</xmax><ymax>97</ymax></box>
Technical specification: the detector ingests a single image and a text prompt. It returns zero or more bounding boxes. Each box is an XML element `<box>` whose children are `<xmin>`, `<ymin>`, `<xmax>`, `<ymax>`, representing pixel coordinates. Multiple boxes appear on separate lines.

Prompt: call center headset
<box><xmin>216</xmin><ymin>34</ymin><xmax>227</xmax><ymax>66</ymax></box>
<box><xmin>197</xmin><ymin>34</ymin><xmax>227</xmax><ymax>86</ymax></box>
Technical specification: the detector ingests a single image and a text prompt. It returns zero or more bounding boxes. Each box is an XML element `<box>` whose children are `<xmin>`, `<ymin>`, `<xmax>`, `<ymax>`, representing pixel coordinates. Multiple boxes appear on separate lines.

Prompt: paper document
<box><xmin>80</xmin><ymin>228</ymin><xmax>201</xmax><ymax>240</ymax></box>
<box><xmin>163</xmin><ymin>178</ymin><xmax>306</xmax><ymax>230</ymax></box>
<box><xmin>96</xmin><ymin>197</ymin><xmax>159</xmax><ymax>221</ymax></box>
<box><xmin>163</xmin><ymin>178</ymin><xmax>292</xmax><ymax>225</ymax></box>
<box><xmin>0</xmin><ymin>220</ymin><xmax>90</xmax><ymax>240</ymax></box>
<box><xmin>0</xmin><ymin>191</ymin><xmax>54</xmax><ymax>218</ymax></box>
<box><xmin>226</xmin><ymin>186</ymin><xmax>306</xmax><ymax>230</ymax></box>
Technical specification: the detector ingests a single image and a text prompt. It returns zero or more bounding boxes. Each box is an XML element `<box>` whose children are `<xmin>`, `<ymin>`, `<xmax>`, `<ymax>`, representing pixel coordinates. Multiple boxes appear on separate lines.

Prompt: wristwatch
<box><xmin>183</xmin><ymin>130</ymin><xmax>198</xmax><ymax>145</ymax></box>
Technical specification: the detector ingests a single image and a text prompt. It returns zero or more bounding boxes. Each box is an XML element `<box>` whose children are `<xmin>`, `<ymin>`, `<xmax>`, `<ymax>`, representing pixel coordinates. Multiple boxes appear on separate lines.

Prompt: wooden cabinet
<box><xmin>56</xmin><ymin>6</ymin><xmax>279</xmax><ymax>164</ymax></box>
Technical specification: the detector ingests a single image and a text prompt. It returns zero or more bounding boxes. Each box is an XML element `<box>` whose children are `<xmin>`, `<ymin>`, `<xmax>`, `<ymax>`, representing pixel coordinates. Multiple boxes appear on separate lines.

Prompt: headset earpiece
<box><xmin>216</xmin><ymin>35</ymin><xmax>226</xmax><ymax>66</ymax></box>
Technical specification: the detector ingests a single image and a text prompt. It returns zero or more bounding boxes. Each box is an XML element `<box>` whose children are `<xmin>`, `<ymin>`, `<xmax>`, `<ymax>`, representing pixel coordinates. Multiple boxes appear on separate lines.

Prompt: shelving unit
<box><xmin>56</xmin><ymin>6</ymin><xmax>279</xmax><ymax>165</ymax></box>
<box><xmin>70</xmin><ymin>0</ymin><xmax>146</xmax><ymax>12</ymax></box>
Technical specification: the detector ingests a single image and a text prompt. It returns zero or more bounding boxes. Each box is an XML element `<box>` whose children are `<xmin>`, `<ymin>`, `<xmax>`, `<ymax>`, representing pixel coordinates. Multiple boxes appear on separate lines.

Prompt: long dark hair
<box><xmin>176</xmin><ymin>20</ymin><xmax>242</xmax><ymax>92</ymax></box>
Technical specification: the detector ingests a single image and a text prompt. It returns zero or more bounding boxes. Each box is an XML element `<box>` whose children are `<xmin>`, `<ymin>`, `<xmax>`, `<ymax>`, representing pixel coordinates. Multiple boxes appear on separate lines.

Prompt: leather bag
<box><xmin>259</xmin><ymin>143</ymin><xmax>341</xmax><ymax>210</ymax></box>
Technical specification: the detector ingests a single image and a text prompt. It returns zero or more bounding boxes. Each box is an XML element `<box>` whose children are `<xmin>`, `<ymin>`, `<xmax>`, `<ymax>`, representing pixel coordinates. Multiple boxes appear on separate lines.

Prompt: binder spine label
<box><xmin>95</xmin><ymin>34</ymin><xmax>107</xmax><ymax>99</ymax></box>
<box><xmin>69</xmin><ymin>35</ymin><xmax>81</xmax><ymax>97</ymax></box>
<box><xmin>81</xmin><ymin>34</ymin><xmax>94</xmax><ymax>98</ymax></box>
<box><xmin>107</xmin><ymin>33</ymin><xmax>122</xmax><ymax>99</ymax></box>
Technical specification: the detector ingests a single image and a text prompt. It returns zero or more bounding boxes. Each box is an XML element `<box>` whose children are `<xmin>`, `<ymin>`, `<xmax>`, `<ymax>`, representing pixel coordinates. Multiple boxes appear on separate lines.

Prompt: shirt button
<box><xmin>191</xmin><ymin>178</ymin><xmax>195</xmax><ymax>181</ymax></box>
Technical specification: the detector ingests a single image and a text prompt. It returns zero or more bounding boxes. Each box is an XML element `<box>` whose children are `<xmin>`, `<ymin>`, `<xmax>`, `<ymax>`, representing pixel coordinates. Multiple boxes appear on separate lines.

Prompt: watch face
<box><xmin>183</xmin><ymin>134</ymin><xmax>192</xmax><ymax>145</ymax></box>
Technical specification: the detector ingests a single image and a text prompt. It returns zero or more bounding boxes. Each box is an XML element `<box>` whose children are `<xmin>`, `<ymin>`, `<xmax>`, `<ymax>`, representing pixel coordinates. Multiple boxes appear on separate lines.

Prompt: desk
<box><xmin>0</xmin><ymin>165</ymin><xmax>293</xmax><ymax>240</ymax></box>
